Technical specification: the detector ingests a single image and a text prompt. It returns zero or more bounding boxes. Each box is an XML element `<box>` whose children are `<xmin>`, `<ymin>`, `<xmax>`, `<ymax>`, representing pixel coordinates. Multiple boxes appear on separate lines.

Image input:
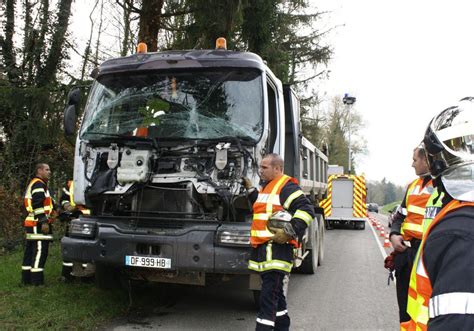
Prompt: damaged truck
<box><xmin>61</xmin><ymin>39</ymin><xmax>328</xmax><ymax>299</ymax></box>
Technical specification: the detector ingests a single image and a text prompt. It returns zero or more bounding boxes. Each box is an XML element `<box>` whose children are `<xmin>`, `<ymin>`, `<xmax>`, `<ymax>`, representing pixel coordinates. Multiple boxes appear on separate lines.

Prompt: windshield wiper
<box><xmin>83</xmin><ymin>131</ymin><xmax>158</xmax><ymax>148</ymax></box>
<box><xmin>196</xmin><ymin>135</ymin><xmax>257</xmax><ymax>145</ymax></box>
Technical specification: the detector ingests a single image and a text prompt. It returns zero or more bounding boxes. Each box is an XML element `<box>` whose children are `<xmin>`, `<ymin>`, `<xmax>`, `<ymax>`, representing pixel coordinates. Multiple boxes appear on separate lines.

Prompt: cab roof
<box><xmin>96</xmin><ymin>49</ymin><xmax>266</xmax><ymax>77</ymax></box>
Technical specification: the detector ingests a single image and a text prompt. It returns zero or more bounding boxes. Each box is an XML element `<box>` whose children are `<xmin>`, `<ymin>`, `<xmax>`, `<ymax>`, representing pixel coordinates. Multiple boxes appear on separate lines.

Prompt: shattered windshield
<box><xmin>80</xmin><ymin>69</ymin><xmax>263</xmax><ymax>142</ymax></box>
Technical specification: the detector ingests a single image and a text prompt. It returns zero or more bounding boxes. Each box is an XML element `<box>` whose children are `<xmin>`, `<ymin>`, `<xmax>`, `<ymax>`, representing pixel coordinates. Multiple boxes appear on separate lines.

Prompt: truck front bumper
<box><xmin>61</xmin><ymin>219</ymin><xmax>252</xmax><ymax>274</ymax></box>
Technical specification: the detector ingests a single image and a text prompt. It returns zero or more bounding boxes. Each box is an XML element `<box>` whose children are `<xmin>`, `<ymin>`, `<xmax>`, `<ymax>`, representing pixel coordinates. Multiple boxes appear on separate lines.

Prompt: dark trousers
<box><xmin>62</xmin><ymin>261</ymin><xmax>74</xmax><ymax>279</ymax></box>
<box><xmin>22</xmin><ymin>239</ymin><xmax>50</xmax><ymax>285</ymax></box>
<box><xmin>394</xmin><ymin>241</ymin><xmax>420</xmax><ymax>323</ymax></box>
<box><xmin>256</xmin><ymin>271</ymin><xmax>291</xmax><ymax>331</ymax></box>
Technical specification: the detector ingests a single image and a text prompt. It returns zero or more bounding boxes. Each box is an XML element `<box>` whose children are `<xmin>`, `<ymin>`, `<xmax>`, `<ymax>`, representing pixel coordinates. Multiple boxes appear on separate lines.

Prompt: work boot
<box><xmin>274</xmin><ymin>314</ymin><xmax>290</xmax><ymax>331</ymax></box>
<box><xmin>31</xmin><ymin>272</ymin><xmax>44</xmax><ymax>286</ymax></box>
<box><xmin>21</xmin><ymin>270</ymin><xmax>32</xmax><ymax>285</ymax></box>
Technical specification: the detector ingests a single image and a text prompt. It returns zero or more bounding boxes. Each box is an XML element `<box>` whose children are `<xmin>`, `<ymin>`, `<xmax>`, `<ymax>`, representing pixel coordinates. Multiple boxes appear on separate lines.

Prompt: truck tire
<box><xmin>297</xmin><ymin>227</ymin><xmax>319</xmax><ymax>274</ymax></box>
<box><xmin>95</xmin><ymin>263</ymin><xmax>120</xmax><ymax>290</ymax></box>
<box><xmin>359</xmin><ymin>222</ymin><xmax>366</xmax><ymax>230</ymax></box>
<box><xmin>317</xmin><ymin>216</ymin><xmax>325</xmax><ymax>266</ymax></box>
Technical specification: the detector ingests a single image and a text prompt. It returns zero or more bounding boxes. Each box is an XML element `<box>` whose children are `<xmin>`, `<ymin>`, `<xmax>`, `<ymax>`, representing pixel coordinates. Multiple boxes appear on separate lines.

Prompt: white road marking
<box><xmin>368</xmin><ymin>214</ymin><xmax>397</xmax><ymax>285</ymax></box>
<box><xmin>367</xmin><ymin>216</ymin><xmax>388</xmax><ymax>259</ymax></box>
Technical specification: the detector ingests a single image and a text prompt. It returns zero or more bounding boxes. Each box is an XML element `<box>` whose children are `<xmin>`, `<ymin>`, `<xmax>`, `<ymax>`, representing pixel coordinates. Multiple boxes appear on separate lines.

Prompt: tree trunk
<box><xmin>94</xmin><ymin>0</ymin><xmax>104</xmax><ymax>64</ymax></box>
<box><xmin>36</xmin><ymin>0</ymin><xmax>73</xmax><ymax>87</ymax></box>
<box><xmin>2</xmin><ymin>0</ymin><xmax>19</xmax><ymax>83</ymax></box>
<box><xmin>33</xmin><ymin>0</ymin><xmax>50</xmax><ymax>79</ymax></box>
<box><xmin>80</xmin><ymin>1</ymin><xmax>98</xmax><ymax>81</ymax></box>
<box><xmin>121</xmin><ymin>0</ymin><xmax>133</xmax><ymax>56</ymax></box>
<box><xmin>138</xmin><ymin>0</ymin><xmax>164</xmax><ymax>52</ymax></box>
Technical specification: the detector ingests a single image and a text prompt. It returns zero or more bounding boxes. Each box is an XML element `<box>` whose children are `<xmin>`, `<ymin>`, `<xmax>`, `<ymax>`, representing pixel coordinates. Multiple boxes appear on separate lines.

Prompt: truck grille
<box><xmin>136</xmin><ymin>243</ymin><xmax>161</xmax><ymax>255</ymax></box>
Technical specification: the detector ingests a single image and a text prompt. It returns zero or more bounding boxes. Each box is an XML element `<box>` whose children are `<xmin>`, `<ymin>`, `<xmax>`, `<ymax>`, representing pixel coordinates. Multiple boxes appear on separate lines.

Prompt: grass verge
<box><xmin>0</xmin><ymin>240</ymin><xmax>128</xmax><ymax>330</ymax></box>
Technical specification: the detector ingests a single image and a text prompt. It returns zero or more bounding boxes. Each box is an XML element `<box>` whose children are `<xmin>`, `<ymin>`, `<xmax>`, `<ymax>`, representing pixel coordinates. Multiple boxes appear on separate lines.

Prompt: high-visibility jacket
<box><xmin>400</xmin><ymin>178</ymin><xmax>433</xmax><ymax>241</ymax></box>
<box><xmin>250</xmin><ymin>174</ymin><xmax>299</xmax><ymax>248</ymax></box>
<box><xmin>62</xmin><ymin>180</ymin><xmax>90</xmax><ymax>215</ymax></box>
<box><xmin>421</xmin><ymin>187</ymin><xmax>444</xmax><ymax>238</ymax></box>
<box><xmin>402</xmin><ymin>199</ymin><xmax>474</xmax><ymax>331</ymax></box>
<box><xmin>24</xmin><ymin>177</ymin><xmax>53</xmax><ymax>227</ymax></box>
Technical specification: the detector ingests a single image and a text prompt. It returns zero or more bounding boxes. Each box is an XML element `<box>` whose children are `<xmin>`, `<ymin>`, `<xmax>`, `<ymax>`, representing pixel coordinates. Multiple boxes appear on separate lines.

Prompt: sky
<box><xmin>312</xmin><ymin>0</ymin><xmax>474</xmax><ymax>186</ymax></box>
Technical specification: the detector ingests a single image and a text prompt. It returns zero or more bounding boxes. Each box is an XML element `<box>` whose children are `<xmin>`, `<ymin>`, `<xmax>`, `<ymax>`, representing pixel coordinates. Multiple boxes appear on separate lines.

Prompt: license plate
<box><xmin>125</xmin><ymin>255</ymin><xmax>171</xmax><ymax>269</ymax></box>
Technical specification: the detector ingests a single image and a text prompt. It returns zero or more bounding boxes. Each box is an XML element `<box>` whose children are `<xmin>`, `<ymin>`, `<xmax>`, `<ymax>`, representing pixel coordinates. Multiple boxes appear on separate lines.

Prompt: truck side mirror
<box><xmin>64</xmin><ymin>104</ymin><xmax>77</xmax><ymax>136</ymax></box>
<box><xmin>67</xmin><ymin>87</ymin><xmax>81</xmax><ymax>106</ymax></box>
<box><xmin>64</xmin><ymin>87</ymin><xmax>81</xmax><ymax>137</ymax></box>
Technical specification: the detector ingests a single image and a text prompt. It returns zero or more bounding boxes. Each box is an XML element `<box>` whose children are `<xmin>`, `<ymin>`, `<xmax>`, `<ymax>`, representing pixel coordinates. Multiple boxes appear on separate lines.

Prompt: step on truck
<box><xmin>61</xmin><ymin>39</ymin><xmax>328</xmax><ymax>299</ymax></box>
<box><xmin>320</xmin><ymin>174</ymin><xmax>367</xmax><ymax>230</ymax></box>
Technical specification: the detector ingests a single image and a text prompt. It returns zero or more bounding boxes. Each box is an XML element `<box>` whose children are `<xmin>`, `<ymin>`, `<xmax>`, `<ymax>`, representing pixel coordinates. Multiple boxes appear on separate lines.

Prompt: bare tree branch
<box><xmin>115</xmin><ymin>0</ymin><xmax>141</xmax><ymax>13</ymax></box>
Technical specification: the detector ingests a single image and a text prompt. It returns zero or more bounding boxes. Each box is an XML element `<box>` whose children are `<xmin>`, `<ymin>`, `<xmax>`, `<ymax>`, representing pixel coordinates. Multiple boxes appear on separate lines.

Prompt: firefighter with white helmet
<box><xmin>402</xmin><ymin>97</ymin><xmax>474</xmax><ymax>330</ymax></box>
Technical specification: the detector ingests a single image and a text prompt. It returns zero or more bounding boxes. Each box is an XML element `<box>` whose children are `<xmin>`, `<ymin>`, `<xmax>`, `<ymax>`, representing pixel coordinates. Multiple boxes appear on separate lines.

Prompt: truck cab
<box><xmin>62</xmin><ymin>41</ymin><xmax>328</xmax><ymax>292</ymax></box>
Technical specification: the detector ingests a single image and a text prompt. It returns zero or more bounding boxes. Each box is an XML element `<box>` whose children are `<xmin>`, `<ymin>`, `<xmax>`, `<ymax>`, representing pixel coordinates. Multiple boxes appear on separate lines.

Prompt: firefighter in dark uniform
<box><xmin>244</xmin><ymin>153</ymin><xmax>315</xmax><ymax>331</ymax></box>
<box><xmin>21</xmin><ymin>163</ymin><xmax>54</xmax><ymax>286</ymax></box>
<box><xmin>403</xmin><ymin>98</ymin><xmax>474</xmax><ymax>330</ymax></box>
<box><xmin>59</xmin><ymin>180</ymin><xmax>92</xmax><ymax>281</ymax></box>
<box><xmin>389</xmin><ymin>147</ymin><xmax>433</xmax><ymax>323</ymax></box>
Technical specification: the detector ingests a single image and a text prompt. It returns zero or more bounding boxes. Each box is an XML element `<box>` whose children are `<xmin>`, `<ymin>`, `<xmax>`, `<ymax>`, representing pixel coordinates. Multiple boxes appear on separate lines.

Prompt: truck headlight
<box><xmin>69</xmin><ymin>220</ymin><xmax>97</xmax><ymax>238</ymax></box>
<box><xmin>216</xmin><ymin>230</ymin><xmax>250</xmax><ymax>247</ymax></box>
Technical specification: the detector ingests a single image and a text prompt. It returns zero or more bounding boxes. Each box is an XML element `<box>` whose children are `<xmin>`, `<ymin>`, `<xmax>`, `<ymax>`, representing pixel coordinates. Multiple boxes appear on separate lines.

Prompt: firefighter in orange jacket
<box><xmin>389</xmin><ymin>147</ymin><xmax>433</xmax><ymax>323</ymax></box>
<box><xmin>21</xmin><ymin>163</ymin><xmax>54</xmax><ymax>286</ymax></box>
<box><xmin>59</xmin><ymin>180</ymin><xmax>91</xmax><ymax>281</ymax></box>
<box><xmin>245</xmin><ymin>153</ymin><xmax>315</xmax><ymax>331</ymax></box>
<box><xmin>402</xmin><ymin>98</ymin><xmax>474</xmax><ymax>330</ymax></box>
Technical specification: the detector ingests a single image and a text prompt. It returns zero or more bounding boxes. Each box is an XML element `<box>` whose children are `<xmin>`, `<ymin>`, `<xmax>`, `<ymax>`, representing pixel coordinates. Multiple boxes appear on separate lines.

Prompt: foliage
<box><xmin>301</xmin><ymin>95</ymin><xmax>366</xmax><ymax>172</ymax></box>
<box><xmin>0</xmin><ymin>187</ymin><xmax>23</xmax><ymax>251</ymax></box>
<box><xmin>0</xmin><ymin>244</ymin><xmax>127</xmax><ymax>329</ymax></box>
<box><xmin>367</xmin><ymin>178</ymin><xmax>405</xmax><ymax>206</ymax></box>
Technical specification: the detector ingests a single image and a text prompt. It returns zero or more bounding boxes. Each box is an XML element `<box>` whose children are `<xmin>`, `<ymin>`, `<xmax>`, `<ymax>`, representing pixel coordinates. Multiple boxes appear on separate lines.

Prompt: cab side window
<box><xmin>267</xmin><ymin>81</ymin><xmax>278</xmax><ymax>153</ymax></box>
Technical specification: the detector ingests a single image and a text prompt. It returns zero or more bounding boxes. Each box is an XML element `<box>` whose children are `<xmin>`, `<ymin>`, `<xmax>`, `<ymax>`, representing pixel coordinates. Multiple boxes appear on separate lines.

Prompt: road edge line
<box><xmin>367</xmin><ymin>217</ymin><xmax>388</xmax><ymax>259</ymax></box>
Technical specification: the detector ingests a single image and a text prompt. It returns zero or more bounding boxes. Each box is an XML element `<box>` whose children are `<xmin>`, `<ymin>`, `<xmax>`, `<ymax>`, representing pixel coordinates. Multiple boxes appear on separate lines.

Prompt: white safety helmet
<box><xmin>268</xmin><ymin>210</ymin><xmax>292</xmax><ymax>229</ymax></box>
<box><xmin>423</xmin><ymin>97</ymin><xmax>474</xmax><ymax>201</ymax></box>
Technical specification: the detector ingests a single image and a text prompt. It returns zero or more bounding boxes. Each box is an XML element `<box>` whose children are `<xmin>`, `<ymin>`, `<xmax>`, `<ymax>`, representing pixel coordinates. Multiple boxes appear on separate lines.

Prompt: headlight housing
<box><xmin>216</xmin><ymin>230</ymin><xmax>250</xmax><ymax>247</ymax></box>
<box><xmin>69</xmin><ymin>219</ymin><xmax>97</xmax><ymax>238</ymax></box>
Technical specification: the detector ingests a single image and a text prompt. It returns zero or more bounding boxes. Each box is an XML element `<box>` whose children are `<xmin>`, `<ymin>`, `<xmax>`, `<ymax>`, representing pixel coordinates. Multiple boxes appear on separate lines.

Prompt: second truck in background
<box><xmin>320</xmin><ymin>173</ymin><xmax>367</xmax><ymax>230</ymax></box>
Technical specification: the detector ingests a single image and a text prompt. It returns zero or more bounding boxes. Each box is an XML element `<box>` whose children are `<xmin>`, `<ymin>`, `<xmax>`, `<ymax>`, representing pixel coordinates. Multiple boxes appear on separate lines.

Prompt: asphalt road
<box><xmin>106</xmin><ymin>212</ymin><xmax>399</xmax><ymax>331</ymax></box>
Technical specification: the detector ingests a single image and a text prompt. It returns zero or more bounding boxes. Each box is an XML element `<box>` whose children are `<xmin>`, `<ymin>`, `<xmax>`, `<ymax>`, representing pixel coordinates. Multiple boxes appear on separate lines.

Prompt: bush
<box><xmin>0</xmin><ymin>186</ymin><xmax>24</xmax><ymax>253</ymax></box>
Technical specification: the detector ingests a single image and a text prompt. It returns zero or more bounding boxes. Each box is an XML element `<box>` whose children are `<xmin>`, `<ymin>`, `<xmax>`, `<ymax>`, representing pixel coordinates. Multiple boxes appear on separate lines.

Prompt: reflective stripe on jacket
<box><xmin>250</xmin><ymin>175</ymin><xmax>297</xmax><ymax>247</ymax></box>
<box><xmin>402</xmin><ymin>199</ymin><xmax>474</xmax><ymax>331</ymax></box>
<box><xmin>24</xmin><ymin>178</ymin><xmax>53</xmax><ymax>227</ymax></box>
<box><xmin>248</xmin><ymin>242</ymin><xmax>294</xmax><ymax>273</ymax></box>
<box><xmin>401</xmin><ymin>178</ymin><xmax>433</xmax><ymax>241</ymax></box>
<box><xmin>421</xmin><ymin>187</ymin><xmax>444</xmax><ymax>238</ymax></box>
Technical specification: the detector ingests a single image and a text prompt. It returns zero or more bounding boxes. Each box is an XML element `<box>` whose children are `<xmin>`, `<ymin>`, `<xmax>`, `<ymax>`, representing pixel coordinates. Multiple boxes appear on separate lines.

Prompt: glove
<box><xmin>241</xmin><ymin>177</ymin><xmax>253</xmax><ymax>190</ymax></box>
<box><xmin>37</xmin><ymin>215</ymin><xmax>50</xmax><ymax>235</ymax></box>
<box><xmin>268</xmin><ymin>227</ymin><xmax>292</xmax><ymax>244</ymax></box>
<box><xmin>40</xmin><ymin>223</ymin><xmax>50</xmax><ymax>235</ymax></box>
<box><xmin>384</xmin><ymin>251</ymin><xmax>399</xmax><ymax>271</ymax></box>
